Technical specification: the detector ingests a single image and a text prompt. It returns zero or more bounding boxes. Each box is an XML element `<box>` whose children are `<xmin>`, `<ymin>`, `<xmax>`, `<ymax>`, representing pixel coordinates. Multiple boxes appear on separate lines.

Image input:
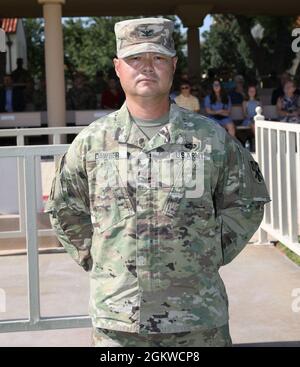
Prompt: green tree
<box><xmin>235</xmin><ymin>15</ymin><xmax>296</xmax><ymax>77</ymax></box>
<box><xmin>201</xmin><ymin>14</ymin><xmax>297</xmax><ymax>81</ymax></box>
<box><xmin>64</xmin><ymin>17</ymin><xmax>122</xmax><ymax>80</ymax></box>
<box><xmin>201</xmin><ymin>15</ymin><xmax>253</xmax><ymax>78</ymax></box>
<box><xmin>63</xmin><ymin>16</ymin><xmax>186</xmax><ymax>80</ymax></box>
<box><xmin>23</xmin><ymin>16</ymin><xmax>187</xmax><ymax>83</ymax></box>
<box><xmin>23</xmin><ymin>18</ymin><xmax>45</xmax><ymax>80</ymax></box>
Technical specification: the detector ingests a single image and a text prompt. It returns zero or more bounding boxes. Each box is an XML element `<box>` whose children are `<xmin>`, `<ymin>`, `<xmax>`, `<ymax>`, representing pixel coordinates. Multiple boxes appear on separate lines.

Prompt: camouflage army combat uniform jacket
<box><xmin>45</xmin><ymin>101</ymin><xmax>271</xmax><ymax>335</ymax></box>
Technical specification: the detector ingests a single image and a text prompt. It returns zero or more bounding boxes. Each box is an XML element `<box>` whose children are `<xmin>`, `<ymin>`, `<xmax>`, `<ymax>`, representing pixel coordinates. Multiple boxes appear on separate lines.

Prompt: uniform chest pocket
<box><xmin>162</xmin><ymin>157</ymin><xmax>210</xmax><ymax>219</ymax></box>
<box><xmin>86</xmin><ymin>158</ymin><xmax>135</xmax><ymax>232</ymax></box>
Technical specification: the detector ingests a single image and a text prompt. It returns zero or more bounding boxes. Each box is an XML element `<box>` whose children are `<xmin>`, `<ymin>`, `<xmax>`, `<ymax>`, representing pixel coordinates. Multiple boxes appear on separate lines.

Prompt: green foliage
<box><xmin>201</xmin><ymin>15</ymin><xmax>253</xmax><ymax>77</ymax></box>
<box><xmin>23</xmin><ymin>18</ymin><xmax>45</xmax><ymax>80</ymax></box>
<box><xmin>201</xmin><ymin>14</ymin><xmax>297</xmax><ymax>81</ymax></box>
<box><xmin>276</xmin><ymin>240</ymin><xmax>300</xmax><ymax>267</ymax></box>
<box><xmin>64</xmin><ymin>17</ymin><xmax>125</xmax><ymax>80</ymax></box>
<box><xmin>23</xmin><ymin>16</ymin><xmax>187</xmax><ymax>83</ymax></box>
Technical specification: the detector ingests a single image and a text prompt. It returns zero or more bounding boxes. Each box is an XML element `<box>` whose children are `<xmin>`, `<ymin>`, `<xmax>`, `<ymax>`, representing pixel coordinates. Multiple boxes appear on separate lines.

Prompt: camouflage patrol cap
<box><xmin>114</xmin><ymin>17</ymin><xmax>176</xmax><ymax>58</ymax></box>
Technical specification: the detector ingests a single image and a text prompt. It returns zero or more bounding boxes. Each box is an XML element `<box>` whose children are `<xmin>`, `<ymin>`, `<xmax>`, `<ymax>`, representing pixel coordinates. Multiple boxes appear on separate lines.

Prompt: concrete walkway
<box><xmin>0</xmin><ymin>238</ymin><xmax>300</xmax><ymax>347</ymax></box>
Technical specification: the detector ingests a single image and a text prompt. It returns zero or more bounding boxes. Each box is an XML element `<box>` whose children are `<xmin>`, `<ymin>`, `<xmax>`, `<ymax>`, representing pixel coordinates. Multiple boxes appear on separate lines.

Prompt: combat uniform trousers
<box><xmin>91</xmin><ymin>324</ymin><xmax>232</xmax><ymax>347</ymax></box>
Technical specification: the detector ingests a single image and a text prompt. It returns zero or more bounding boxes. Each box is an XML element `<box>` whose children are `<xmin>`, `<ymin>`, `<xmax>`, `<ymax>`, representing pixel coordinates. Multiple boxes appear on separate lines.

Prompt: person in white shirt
<box><xmin>174</xmin><ymin>81</ymin><xmax>200</xmax><ymax>113</ymax></box>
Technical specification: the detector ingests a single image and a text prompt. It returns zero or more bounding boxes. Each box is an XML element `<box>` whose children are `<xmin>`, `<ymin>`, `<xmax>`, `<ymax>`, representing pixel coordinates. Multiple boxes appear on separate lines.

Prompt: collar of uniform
<box><xmin>115</xmin><ymin>101</ymin><xmax>149</xmax><ymax>149</ymax></box>
<box><xmin>115</xmin><ymin>101</ymin><xmax>191</xmax><ymax>152</ymax></box>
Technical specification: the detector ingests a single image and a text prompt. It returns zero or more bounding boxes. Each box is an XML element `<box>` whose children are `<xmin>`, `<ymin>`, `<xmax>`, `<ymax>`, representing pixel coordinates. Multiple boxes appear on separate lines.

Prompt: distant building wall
<box><xmin>0</xmin><ymin>18</ymin><xmax>27</xmax><ymax>76</ymax></box>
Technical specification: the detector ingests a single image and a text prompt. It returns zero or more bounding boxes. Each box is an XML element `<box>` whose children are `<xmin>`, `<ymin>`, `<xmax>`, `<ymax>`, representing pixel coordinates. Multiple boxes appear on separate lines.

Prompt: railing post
<box><xmin>53</xmin><ymin>133</ymin><xmax>61</xmax><ymax>145</ymax></box>
<box><xmin>297</xmin><ymin>132</ymin><xmax>300</xmax><ymax>234</ymax></box>
<box><xmin>258</xmin><ymin>227</ymin><xmax>268</xmax><ymax>243</ymax></box>
<box><xmin>277</xmin><ymin>130</ymin><xmax>288</xmax><ymax>237</ymax></box>
<box><xmin>17</xmin><ymin>134</ymin><xmax>26</xmax><ymax>236</ymax></box>
<box><xmin>24</xmin><ymin>154</ymin><xmax>41</xmax><ymax>325</ymax></box>
<box><xmin>286</xmin><ymin>131</ymin><xmax>298</xmax><ymax>242</ymax></box>
<box><xmin>268</xmin><ymin>128</ymin><xmax>278</xmax><ymax>230</ymax></box>
<box><xmin>262</xmin><ymin>126</ymin><xmax>271</xmax><ymax>225</ymax></box>
<box><xmin>254</xmin><ymin>107</ymin><xmax>269</xmax><ymax>244</ymax></box>
<box><xmin>53</xmin><ymin>134</ymin><xmax>62</xmax><ymax>168</ymax></box>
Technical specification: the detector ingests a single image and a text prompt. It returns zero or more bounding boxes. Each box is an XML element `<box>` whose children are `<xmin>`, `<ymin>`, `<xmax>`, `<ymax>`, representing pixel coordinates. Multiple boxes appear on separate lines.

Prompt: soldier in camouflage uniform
<box><xmin>45</xmin><ymin>17</ymin><xmax>271</xmax><ymax>347</ymax></box>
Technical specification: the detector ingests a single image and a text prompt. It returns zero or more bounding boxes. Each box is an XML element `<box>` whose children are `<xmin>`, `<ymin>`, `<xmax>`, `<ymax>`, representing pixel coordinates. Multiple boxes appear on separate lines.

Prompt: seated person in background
<box><xmin>276</xmin><ymin>80</ymin><xmax>300</xmax><ymax>123</ymax></box>
<box><xmin>191</xmin><ymin>84</ymin><xmax>205</xmax><ymax>110</ymax></box>
<box><xmin>91</xmin><ymin>70</ymin><xmax>107</xmax><ymax>108</ymax></box>
<box><xmin>242</xmin><ymin>84</ymin><xmax>261</xmax><ymax>135</ymax></box>
<box><xmin>204</xmin><ymin>79</ymin><xmax>235</xmax><ymax>137</ymax></box>
<box><xmin>101</xmin><ymin>78</ymin><xmax>123</xmax><ymax>109</ymax></box>
<box><xmin>229</xmin><ymin>75</ymin><xmax>245</xmax><ymax>105</ymax></box>
<box><xmin>271</xmin><ymin>72</ymin><xmax>300</xmax><ymax>105</ymax></box>
<box><xmin>174</xmin><ymin>81</ymin><xmax>200</xmax><ymax>113</ymax></box>
<box><xmin>0</xmin><ymin>74</ymin><xmax>25</xmax><ymax>112</ymax></box>
<box><xmin>66</xmin><ymin>72</ymin><xmax>97</xmax><ymax>110</ymax></box>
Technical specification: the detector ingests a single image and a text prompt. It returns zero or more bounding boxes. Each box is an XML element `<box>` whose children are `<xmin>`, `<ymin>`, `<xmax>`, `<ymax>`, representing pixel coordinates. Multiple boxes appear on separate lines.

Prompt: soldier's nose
<box><xmin>142</xmin><ymin>63</ymin><xmax>154</xmax><ymax>73</ymax></box>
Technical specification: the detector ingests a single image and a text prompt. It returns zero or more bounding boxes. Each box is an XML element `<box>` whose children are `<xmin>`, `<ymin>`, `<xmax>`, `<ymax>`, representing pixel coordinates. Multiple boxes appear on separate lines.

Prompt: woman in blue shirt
<box><xmin>204</xmin><ymin>79</ymin><xmax>235</xmax><ymax>137</ymax></box>
<box><xmin>242</xmin><ymin>84</ymin><xmax>261</xmax><ymax>135</ymax></box>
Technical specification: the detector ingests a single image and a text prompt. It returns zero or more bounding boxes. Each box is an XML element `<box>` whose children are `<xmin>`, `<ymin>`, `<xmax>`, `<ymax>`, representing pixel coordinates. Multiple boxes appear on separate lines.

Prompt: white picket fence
<box><xmin>255</xmin><ymin>107</ymin><xmax>300</xmax><ymax>256</ymax></box>
<box><xmin>0</xmin><ymin>144</ymin><xmax>91</xmax><ymax>333</ymax></box>
<box><xmin>0</xmin><ymin>127</ymin><xmax>85</xmax><ymax>240</ymax></box>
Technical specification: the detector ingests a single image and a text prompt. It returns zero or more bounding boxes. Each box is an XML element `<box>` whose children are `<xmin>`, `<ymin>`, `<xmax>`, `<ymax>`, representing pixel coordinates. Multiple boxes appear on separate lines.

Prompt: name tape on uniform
<box><xmin>94</xmin><ymin>149</ymin><xmax>212</xmax><ymax>162</ymax></box>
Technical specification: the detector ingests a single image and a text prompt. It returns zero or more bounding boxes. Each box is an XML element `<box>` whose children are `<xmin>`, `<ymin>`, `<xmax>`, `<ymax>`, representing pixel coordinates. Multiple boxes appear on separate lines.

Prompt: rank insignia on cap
<box><xmin>139</xmin><ymin>28</ymin><xmax>154</xmax><ymax>37</ymax></box>
<box><xmin>114</xmin><ymin>17</ymin><xmax>176</xmax><ymax>59</ymax></box>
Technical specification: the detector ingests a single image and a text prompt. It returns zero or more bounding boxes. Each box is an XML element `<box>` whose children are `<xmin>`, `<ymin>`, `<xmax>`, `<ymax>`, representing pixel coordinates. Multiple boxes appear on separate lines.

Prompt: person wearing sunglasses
<box><xmin>174</xmin><ymin>80</ymin><xmax>200</xmax><ymax>113</ymax></box>
<box><xmin>204</xmin><ymin>79</ymin><xmax>235</xmax><ymax>137</ymax></box>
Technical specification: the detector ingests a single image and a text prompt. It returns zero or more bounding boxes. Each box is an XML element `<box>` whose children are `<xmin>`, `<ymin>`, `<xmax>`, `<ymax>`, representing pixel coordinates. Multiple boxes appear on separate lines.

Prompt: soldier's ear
<box><xmin>113</xmin><ymin>58</ymin><xmax>120</xmax><ymax>78</ymax></box>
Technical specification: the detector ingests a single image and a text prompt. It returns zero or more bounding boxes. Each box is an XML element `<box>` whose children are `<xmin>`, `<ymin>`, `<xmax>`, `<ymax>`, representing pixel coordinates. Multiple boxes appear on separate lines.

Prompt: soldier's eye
<box><xmin>126</xmin><ymin>56</ymin><xmax>141</xmax><ymax>63</ymax></box>
<box><xmin>154</xmin><ymin>55</ymin><xmax>167</xmax><ymax>62</ymax></box>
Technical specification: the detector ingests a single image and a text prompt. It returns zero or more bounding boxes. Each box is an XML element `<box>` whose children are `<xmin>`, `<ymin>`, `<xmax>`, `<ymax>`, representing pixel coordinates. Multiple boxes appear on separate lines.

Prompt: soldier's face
<box><xmin>114</xmin><ymin>52</ymin><xmax>177</xmax><ymax>98</ymax></box>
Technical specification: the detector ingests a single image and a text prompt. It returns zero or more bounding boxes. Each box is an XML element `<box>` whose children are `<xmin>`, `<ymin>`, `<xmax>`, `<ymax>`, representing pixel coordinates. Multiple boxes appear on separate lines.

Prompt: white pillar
<box><xmin>176</xmin><ymin>4</ymin><xmax>211</xmax><ymax>81</ymax></box>
<box><xmin>38</xmin><ymin>0</ymin><xmax>66</xmax><ymax>130</ymax></box>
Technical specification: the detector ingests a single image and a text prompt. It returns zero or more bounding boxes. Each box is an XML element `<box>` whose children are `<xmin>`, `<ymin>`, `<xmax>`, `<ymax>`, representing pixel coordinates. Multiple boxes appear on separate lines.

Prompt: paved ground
<box><xmin>0</xmin><ymin>230</ymin><xmax>299</xmax><ymax>347</ymax></box>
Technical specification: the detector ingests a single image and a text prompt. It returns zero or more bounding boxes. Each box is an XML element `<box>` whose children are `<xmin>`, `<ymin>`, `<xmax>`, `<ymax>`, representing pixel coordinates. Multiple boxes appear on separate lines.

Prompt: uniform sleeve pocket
<box><xmin>235</xmin><ymin>143</ymin><xmax>271</xmax><ymax>204</ymax></box>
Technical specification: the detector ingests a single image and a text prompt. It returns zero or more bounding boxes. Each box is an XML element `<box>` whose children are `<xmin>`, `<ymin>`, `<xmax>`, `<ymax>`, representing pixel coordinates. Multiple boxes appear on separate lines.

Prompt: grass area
<box><xmin>275</xmin><ymin>238</ymin><xmax>300</xmax><ymax>266</ymax></box>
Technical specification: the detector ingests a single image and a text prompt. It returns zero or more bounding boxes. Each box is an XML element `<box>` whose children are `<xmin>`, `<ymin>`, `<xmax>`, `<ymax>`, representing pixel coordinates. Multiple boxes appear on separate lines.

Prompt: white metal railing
<box><xmin>0</xmin><ymin>145</ymin><xmax>91</xmax><ymax>333</ymax></box>
<box><xmin>0</xmin><ymin>110</ymin><xmax>115</xmax><ymax>128</ymax></box>
<box><xmin>0</xmin><ymin>127</ymin><xmax>85</xmax><ymax>241</ymax></box>
<box><xmin>255</xmin><ymin>107</ymin><xmax>300</xmax><ymax>256</ymax></box>
<box><xmin>0</xmin><ymin>126</ymin><xmax>85</xmax><ymax>145</ymax></box>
